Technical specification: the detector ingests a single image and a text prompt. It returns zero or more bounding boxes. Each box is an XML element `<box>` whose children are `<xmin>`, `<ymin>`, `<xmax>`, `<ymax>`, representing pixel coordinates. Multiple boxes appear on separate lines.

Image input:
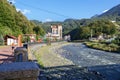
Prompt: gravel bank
<box><xmin>35</xmin><ymin>43</ymin><xmax>74</xmax><ymax>67</ymax></box>
<box><xmin>32</xmin><ymin>42</ymin><xmax>120</xmax><ymax>80</ymax></box>
<box><xmin>56</xmin><ymin>43</ymin><xmax>120</xmax><ymax>67</ymax></box>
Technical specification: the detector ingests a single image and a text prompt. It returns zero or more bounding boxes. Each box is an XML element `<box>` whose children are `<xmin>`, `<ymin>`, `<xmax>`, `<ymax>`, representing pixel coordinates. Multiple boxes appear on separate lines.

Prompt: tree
<box><xmin>79</xmin><ymin>27</ymin><xmax>91</xmax><ymax>39</ymax></box>
<box><xmin>0</xmin><ymin>24</ymin><xmax>12</xmax><ymax>36</ymax></box>
<box><xmin>33</xmin><ymin>26</ymin><xmax>45</xmax><ymax>36</ymax></box>
<box><xmin>0</xmin><ymin>0</ymin><xmax>36</xmax><ymax>36</ymax></box>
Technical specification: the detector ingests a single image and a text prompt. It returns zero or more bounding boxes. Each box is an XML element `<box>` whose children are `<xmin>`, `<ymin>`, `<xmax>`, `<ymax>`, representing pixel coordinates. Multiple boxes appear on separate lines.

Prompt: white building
<box><xmin>4</xmin><ymin>35</ymin><xmax>17</xmax><ymax>45</ymax></box>
<box><xmin>24</xmin><ymin>34</ymin><xmax>36</xmax><ymax>42</ymax></box>
<box><xmin>46</xmin><ymin>25</ymin><xmax>62</xmax><ymax>40</ymax></box>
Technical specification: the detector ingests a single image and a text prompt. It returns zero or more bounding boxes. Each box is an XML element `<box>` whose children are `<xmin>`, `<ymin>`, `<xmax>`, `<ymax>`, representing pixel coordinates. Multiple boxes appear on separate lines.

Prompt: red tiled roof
<box><xmin>5</xmin><ymin>35</ymin><xmax>17</xmax><ymax>39</ymax></box>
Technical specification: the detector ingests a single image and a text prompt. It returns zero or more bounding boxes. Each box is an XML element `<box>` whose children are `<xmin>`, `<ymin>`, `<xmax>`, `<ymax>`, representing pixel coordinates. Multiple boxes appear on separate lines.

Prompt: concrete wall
<box><xmin>0</xmin><ymin>62</ymin><xmax>40</xmax><ymax>80</ymax></box>
<box><xmin>14</xmin><ymin>47</ymin><xmax>28</xmax><ymax>62</ymax></box>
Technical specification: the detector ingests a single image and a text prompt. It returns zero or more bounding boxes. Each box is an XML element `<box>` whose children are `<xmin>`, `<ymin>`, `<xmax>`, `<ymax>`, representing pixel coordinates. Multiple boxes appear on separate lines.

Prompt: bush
<box><xmin>85</xmin><ymin>41</ymin><xmax>120</xmax><ymax>53</ymax></box>
<box><xmin>109</xmin><ymin>43</ymin><xmax>119</xmax><ymax>48</ymax></box>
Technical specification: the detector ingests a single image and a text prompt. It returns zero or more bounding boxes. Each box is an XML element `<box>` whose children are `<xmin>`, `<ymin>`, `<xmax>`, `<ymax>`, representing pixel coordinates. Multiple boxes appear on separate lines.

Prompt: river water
<box><xmin>54</xmin><ymin>43</ymin><xmax>120</xmax><ymax>80</ymax></box>
<box><xmin>56</xmin><ymin>43</ymin><xmax>120</xmax><ymax>67</ymax></box>
<box><xmin>39</xmin><ymin>43</ymin><xmax>120</xmax><ymax>80</ymax></box>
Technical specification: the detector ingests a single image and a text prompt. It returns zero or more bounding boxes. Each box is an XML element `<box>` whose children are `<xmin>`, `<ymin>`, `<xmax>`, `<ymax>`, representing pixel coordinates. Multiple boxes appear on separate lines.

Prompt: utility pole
<box><xmin>91</xmin><ymin>29</ymin><xmax>92</xmax><ymax>39</ymax></box>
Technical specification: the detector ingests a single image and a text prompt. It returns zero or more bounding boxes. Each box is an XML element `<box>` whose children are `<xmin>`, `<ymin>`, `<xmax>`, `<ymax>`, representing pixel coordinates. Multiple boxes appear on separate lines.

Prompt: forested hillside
<box><xmin>31</xmin><ymin>3</ymin><xmax>120</xmax><ymax>41</ymax></box>
<box><xmin>69</xmin><ymin>19</ymin><xmax>117</xmax><ymax>40</ymax></box>
<box><xmin>93</xmin><ymin>4</ymin><xmax>120</xmax><ymax>21</ymax></box>
<box><xmin>0</xmin><ymin>0</ymin><xmax>45</xmax><ymax>37</ymax></box>
<box><xmin>32</xmin><ymin>19</ymin><xmax>92</xmax><ymax>36</ymax></box>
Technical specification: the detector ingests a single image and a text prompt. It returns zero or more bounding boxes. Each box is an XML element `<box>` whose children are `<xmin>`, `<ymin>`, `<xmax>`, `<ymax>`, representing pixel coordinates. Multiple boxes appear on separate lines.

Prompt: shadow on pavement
<box><xmin>38</xmin><ymin>64</ymin><xmax>120</xmax><ymax>80</ymax></box>
<box><xmin>38</xmin><ymin>65</ymin><xmax>104</xmax><ymax>80</ymax></box>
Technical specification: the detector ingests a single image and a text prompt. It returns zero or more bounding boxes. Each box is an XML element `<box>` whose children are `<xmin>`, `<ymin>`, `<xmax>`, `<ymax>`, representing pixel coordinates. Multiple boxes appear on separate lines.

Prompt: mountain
<box><xmin>32</xmin><ymin>3</ymin><xmax>120</xmax><ymax>38</ymax></box>
<box><xmin>94</xmin><ymin>4</ymin><xmax>120</xmax><ymax>21</ymax></box>
<box><xmin>32</xmin><ymin>19</ymin><xmax>93</xmax><ymax>36</ymax></box>
<box><xmin>0</xmin><ymin>0</ymin><xmax>45</xmax><ymax>37</ymax></box>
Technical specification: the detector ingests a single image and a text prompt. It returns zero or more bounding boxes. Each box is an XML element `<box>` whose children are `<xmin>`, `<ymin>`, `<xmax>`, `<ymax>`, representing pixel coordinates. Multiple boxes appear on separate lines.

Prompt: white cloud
<box><xmin>102</xmin><ymin>9</ymin><xmax>109</xmax><ymax>13</ymax></box>
<box><xmin>16</xmin><ymin>8</ymin><xmax>21</xmax><ymax>12</ymax></box>
<box><xmin>7</xmin><ymin>0</ymin><xmax>15</xmax><ymax>4</ymax></box>
<box><xmin>45</xmin><ymin>18</ymin><xmax>53</xmax><ymax>22</ymax></box>
<box><xmin>22</xmin><ymin>9</ymin><xmax>31</xmax><ymax>14</ymax></box>
<box><xmin>16</xmin><ymin>8</ymin><xmax>31</xmax><ymax>15</ymax></box>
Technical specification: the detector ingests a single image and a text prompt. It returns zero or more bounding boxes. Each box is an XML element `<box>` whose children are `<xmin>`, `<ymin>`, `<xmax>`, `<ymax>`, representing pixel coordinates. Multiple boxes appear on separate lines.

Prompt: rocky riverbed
<box><xmin>55</xmin><ymin>43</ymin><xmax>120</xmax><ymax>67</ymax></box>
<box><xmin>37</xmin><ymin>42</ymin><xmax>120</xmax><ymax>80</ymax></box>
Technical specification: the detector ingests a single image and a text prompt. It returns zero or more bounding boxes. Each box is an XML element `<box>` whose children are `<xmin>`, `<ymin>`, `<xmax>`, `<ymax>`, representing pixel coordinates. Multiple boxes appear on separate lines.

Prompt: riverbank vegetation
<box><xmin>85</xmin><ymin>41</ymin><xmax>120</xmax><ymax>53</ymax></box>
<box><xmin>69</xmin><ymin>19</ymin><xmax>117</xmax><ymax>40</ymax></box>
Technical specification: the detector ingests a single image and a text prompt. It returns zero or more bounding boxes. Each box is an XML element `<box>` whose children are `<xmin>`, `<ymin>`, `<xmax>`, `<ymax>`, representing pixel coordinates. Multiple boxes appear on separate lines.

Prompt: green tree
<box><xmin>0</xmin><ymin>24</ymin><xmax>12</xmax><ymax>36</ymax></box>
<box><xmin>33</xmin><ymin>26</ymin><xmax>45</xmax><ymax>36</ymax></box>
<box><xmin>79</xmin><ymin>27</ymin><xmax>91</xmax><ymax>39</ymax></box>
<box><xmin>0</xmin><ymin>0</ymin><xmax>36</xmax><ymax>36</ymax></box>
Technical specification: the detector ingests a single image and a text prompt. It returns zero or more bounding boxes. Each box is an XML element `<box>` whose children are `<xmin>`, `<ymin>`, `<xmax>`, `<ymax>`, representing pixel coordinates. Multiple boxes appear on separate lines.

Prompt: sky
<box><xmin>9</xmin><ymin>0</ymin><xmax>120</xmax><ymax>22</ymax></box>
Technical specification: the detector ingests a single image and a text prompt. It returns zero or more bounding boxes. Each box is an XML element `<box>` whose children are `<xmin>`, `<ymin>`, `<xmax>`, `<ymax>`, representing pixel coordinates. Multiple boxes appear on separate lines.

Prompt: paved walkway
<box><xmin>0</xmin><ymin>46</ymin><xmax>14</xmax><ymax>64</ymax></box>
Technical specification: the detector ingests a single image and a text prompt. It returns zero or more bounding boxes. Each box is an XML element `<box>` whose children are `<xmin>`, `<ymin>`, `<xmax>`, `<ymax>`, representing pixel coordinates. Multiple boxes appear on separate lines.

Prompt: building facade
<box><xmin>4</xmin><ymin>35</ymin><xmax>17</xmax><ymax>45</ymax></box>
<box><xmin>51</xmin><ymin>25</ymin><xmax>62</xmax><ymax>40</ymax></box>
<box><xmin>23</xmin><ymin>34</ymin><xmax>36</xmax><ymax>42</ymax></box>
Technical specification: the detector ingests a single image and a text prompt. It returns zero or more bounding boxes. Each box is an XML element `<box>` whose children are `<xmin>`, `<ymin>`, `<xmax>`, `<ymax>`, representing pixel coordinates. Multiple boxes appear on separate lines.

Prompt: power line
<box><xmin>16</xmin><ymin>1</ymin><xmax>71</xmax><ymax>18</ymax></box>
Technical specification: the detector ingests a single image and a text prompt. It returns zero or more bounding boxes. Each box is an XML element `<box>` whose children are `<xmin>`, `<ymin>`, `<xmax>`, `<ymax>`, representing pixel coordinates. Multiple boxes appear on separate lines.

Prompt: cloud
<box><xmin>7</xmin><ymin>0</ymin><xmax>15</xmax><ymax>4</ymax></box>
<box><xmin>16</xmin><ymin>8</ymin><xmax>21</xmax><ymax>12</ymax></box>
<box><xmin>102</xmin><ymin>9</ymin><xmax>109</xmax><ymax>13</ymax></box>
<box><xmin>16</xmin><ymin>8</ymin><xmax>31</xmax><ymax>15</ymax></box>
<box><xmin>22</xmin><ymin>9</ymin><xmax>31</xmax><ymax>14</ymax></box>
<box><xmin>45</xmin><ymin>18</ymin><xmax>53</xmax><ymax>22</ymax></box>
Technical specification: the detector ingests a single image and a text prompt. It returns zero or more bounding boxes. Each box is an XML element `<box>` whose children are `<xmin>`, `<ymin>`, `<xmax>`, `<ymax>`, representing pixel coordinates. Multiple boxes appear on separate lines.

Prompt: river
<box><xmin>38</xmin><ymin>42</ymin><xmax>120</xmax><ymax>80</ymax></box>
<box><xmin>56</xmin><ymin>43</ymin><xmax>120</xmax><ymax>67</ymax></box>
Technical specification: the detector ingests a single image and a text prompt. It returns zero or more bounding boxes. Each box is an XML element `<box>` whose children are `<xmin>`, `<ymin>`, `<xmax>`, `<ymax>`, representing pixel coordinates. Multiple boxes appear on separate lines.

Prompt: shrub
<box><xmin>85</xmin><ymin>41</ymin><xmax>120</xmax><ymax>53</ymax></box>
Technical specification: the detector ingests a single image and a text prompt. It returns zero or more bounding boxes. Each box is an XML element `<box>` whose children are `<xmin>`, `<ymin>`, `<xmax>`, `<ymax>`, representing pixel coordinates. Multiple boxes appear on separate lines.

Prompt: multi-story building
<box><xmin>46</xmin><ymin>25</ymin><xmax>62</xmax><ymax>41</ymax></box>
<box><xmin>51</xmin><ymin>25</ymin><xmax>62</xmax><ymax>40</ymax></box>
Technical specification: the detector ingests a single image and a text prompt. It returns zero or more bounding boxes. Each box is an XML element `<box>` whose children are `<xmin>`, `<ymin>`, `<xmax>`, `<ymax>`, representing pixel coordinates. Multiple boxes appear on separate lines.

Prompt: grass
<box><xmin>85</xmin><ymin>42</ymin><xmax>120</xmax><ymax>53</ymax></box>
<box><xmin>33</xmin><ymin>42</ymin><xmax>72</xmax><ymax>68</ymax></box>
<box><xmin>33</xmin><ymin>45</ymin><xmax>51</xmax><ymax>68</ymax></box>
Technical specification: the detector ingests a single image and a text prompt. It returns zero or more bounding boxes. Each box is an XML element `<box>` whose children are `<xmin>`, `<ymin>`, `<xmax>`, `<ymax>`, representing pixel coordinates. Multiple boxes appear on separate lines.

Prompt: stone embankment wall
<box><xmin>0</xmin><ymin>46</ymin><xmax>40</xmax><ymax>80</ymax></box>
<box><xmin>0</xmin><ymin>62</ymin><xmax>39</xmax><ymax>80</ymax></box>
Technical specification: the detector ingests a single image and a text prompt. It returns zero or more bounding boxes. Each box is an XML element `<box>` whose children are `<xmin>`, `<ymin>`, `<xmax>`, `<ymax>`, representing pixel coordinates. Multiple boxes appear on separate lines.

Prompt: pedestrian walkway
<box><xmin>0</xmin><ymin>46</ymin><xmax>14</xmax><ymax>64</ymax></box>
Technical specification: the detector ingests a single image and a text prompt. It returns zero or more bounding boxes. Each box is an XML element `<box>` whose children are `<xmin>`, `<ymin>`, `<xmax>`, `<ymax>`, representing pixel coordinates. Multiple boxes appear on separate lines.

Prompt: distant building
<box><xmin>97</xmin><ymin>35</ymin><xmax>104</xmax><ymax>40</ymax></box>
<box><xmin>51</xmin><ymin>25</ymin><xmax>62</xmax><ymax>40</ymax></box>
<box><xmin>64</xmin><ymin>35</ymin><xmax>71</xmax><ymax>41</ymax></box>
<box><xmin>111</xmin><ymin>20</ymin><xmax>116</xmax><ymax>23</ymax></box>
<box><xmin>4</xmin><ymin>35</ymin><xmax>17</xmax><ymax>45</ymax></box>
<box><xmin>46</xmin><ymin>25</ymin><xmax>62</xmax><ymax>41</ymax></box>
<box><xmin>24</xmin><ymin>34</ymin><xmax>36</xmax><ymax>42</ymax></box>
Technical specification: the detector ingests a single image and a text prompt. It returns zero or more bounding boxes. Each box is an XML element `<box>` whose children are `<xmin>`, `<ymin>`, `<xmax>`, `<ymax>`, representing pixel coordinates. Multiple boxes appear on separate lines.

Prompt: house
<box><xmin>49</xmin><ymin>25</ymin><xmax>62</xmax><ymax>40</ymax></box>
<box><xmin>4</xmin><ymin>35</ymin><xmax>17</xmax><ymax>45</ymax></box>
<box><xmin>64</xmin><ymin>35</ymin><xmax>71</xmax><ymax>41</ymax></box>
<box><xmin>23</xmin><ymin>34</ymin><xmax>36</xmax><ymax>42</ymax></box>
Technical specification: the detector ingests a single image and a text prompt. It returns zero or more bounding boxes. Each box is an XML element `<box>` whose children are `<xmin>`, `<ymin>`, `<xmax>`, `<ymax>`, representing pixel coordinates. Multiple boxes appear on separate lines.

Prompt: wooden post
<box><xmin>18</xmin><ymin>35</ymin><xmax>22</xmax><ymax>47</ymax></box>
